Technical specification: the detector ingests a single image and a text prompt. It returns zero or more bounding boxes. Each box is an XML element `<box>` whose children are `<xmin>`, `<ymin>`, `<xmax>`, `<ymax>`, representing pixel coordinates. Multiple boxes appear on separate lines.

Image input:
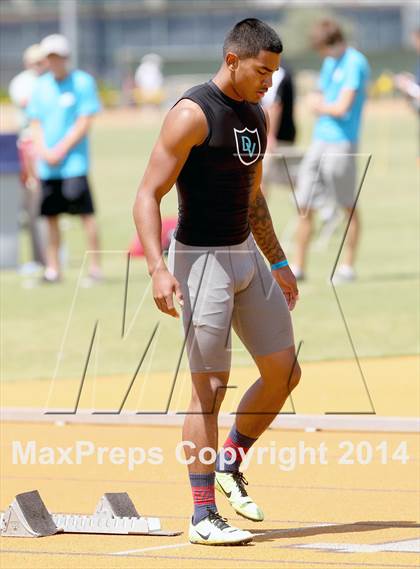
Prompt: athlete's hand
<box><xmin>271</xmin><ymin>266</ymin><xmax>299</xmax><ymax>311</ymax></box>
<box><xmin>152</xmin><ymin>267</ymin><xmax>184</xmax><ymax>318</ymax></box>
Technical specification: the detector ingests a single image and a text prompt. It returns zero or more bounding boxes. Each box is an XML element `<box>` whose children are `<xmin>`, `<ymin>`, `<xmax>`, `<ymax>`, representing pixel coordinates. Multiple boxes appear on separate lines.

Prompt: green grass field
<box><xmin>1</xmin><ymin>99</ymin><xmax>419</xmax><ymax>383</ymax></box>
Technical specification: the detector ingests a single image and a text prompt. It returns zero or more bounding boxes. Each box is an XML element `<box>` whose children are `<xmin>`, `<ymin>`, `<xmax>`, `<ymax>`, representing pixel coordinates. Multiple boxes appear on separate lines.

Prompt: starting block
<box><xmin>1</xmin><ymin>490</ymin><xmax>58</xmax><ymax>538</ymax></box>
<box><xmin>1</xmin><ymin>490</ymin><xmax>181</xmax><ymax>538</ymax></box>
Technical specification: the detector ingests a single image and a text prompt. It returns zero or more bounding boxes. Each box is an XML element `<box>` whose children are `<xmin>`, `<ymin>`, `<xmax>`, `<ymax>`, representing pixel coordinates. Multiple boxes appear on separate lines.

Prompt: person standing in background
<box><xmin>394</xmin><ymin>27</ymin><xmax>420</xmax><ymax>112</ymax></box>
<box><xmin>264</xmin><ymin>64</ymin><xmax>297</xmax><ymax>151</ymax></box>
<box><xmin>292</xmin><ymin>19</ymin><xmax>370</xmax><ymax>284</ymax></box>
<box><xmin>262</xmin><ymin>64</ymin><xmax>297</xmax><ymax>195</ymax></box>
<box><xmin>134</xmin><ymin>53</ymin><xmax>164</xmax><ymax>108</ymax></box>
<box><xmin>27</xmin><ymin>34</ymin><xmax>102</xmax><ymax>284</ymax></box>
<box><xmin>394</xmin><ymin>27</ymin><xmax>420</xmax><ymax>164</ymax></box>
<box><xmin>9</xmin><ymin>44</ymin><xmax>49</xmax><ymax>271</ymax></box>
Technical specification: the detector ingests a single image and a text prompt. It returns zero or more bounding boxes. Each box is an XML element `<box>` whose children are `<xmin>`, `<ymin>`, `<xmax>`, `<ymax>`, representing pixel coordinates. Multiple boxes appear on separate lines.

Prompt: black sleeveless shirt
<box><xmin>174</xmin><ymin>80</ymin><xmax>267</xmax><ymax>246</ymax></box>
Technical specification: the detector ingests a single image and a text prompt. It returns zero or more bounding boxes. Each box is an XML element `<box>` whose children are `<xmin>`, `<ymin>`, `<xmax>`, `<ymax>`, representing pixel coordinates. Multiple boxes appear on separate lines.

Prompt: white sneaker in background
<box><xmin>19</xmin><ymin>261</ymin><xmax>43</xmax><ymax>276</ymax></box>
<box><xmin>289</xmin><ymin>264</ymin><xmax>305</xmax><ymax>282</ymax></box>
<box><xmin>332</xmin><ymin>264</ymin><xmax>356</xmax><ymax>285</ymax></box>
<box><xmin>81</xmin><ymin>268</ymin><xmax>104</xmax><ymax>288</ymax></box>
<box><xmin>42</xmin><ymin>267</ymin><xmax>60</xmax><ymax>283</ymax></box>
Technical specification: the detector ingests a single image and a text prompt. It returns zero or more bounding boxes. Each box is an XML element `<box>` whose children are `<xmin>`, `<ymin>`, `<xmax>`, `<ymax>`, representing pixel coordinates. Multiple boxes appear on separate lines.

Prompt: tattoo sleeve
<box><xmin>248</xmin><ymin>189</ymin><xmax>286</xmax><ymax>265</ymax></box>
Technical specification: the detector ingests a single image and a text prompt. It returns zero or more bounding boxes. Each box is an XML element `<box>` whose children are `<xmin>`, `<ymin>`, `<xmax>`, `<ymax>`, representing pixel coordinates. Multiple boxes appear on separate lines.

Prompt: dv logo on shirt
<box><xmin>234</xmin><ymin>127</ymin><xmax>261</xmax><ymax>166</ymax></box>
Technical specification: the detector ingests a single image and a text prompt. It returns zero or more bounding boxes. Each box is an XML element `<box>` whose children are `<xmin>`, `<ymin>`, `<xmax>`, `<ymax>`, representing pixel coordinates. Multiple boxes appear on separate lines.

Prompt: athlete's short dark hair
<box><xmin>223</xmin><ymin>18</ymin><xmax>283</xmax><ymax>59</ymax></box>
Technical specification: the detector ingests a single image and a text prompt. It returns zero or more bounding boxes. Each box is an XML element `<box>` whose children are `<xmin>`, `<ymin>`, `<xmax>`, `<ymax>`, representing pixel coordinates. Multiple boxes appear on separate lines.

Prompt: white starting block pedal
<box><xmin>1</xmin><ymin>490</ymin><xmax>181</xmax><ymax>538</ymax></box>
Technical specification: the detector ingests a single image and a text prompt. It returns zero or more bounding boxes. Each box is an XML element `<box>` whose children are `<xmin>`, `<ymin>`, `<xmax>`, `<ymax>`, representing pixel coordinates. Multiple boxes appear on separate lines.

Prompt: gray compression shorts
<box><xmin>167</xmin><ymin>233</ymin><xmax>294</xmax><ymax>373</ymax></box>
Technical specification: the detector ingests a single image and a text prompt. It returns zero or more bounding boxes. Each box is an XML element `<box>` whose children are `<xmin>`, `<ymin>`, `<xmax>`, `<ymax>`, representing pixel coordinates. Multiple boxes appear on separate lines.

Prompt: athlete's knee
<box><xmin>190</xmin><ymin>373</ymin><xmax>229</xmax><ymax>413</ymax></box>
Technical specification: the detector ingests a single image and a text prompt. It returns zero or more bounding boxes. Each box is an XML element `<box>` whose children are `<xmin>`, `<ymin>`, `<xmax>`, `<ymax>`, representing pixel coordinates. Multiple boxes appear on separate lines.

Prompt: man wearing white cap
<box><xmin>9</xmin><ymin>44</ymin><xmax>49</xmax><ymax>129</ymax></box>
<box><xmin>27</xmin><ymin>34</ymin><xmax>101</xmax><ymax>283</ymax></box>
<box><xmin>9</xmin><ymin>44</ymin><xmax>49</xmax><ymax>270</ymax></box>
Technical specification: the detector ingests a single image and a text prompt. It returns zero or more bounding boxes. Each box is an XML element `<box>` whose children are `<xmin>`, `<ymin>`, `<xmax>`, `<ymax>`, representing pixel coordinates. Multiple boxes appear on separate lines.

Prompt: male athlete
<box><xmin>133</xmin><ymin>18</ymin><xmax>301</xmax><ymax>546</ymax></box>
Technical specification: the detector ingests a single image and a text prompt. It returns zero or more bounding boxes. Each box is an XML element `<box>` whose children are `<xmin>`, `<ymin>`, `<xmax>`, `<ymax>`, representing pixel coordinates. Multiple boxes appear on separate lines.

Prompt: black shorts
<box><xmin>40</xmin><ymin>176</ymin><xmax>95</xmax><ymax>216</ymax></box>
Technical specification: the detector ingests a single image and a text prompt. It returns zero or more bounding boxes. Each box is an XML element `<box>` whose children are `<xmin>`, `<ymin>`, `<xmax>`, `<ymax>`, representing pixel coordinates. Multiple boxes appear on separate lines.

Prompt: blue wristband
<box><xmin>271</xmin><ymin>259</ymin><xmax>289</xmax><ymax>270</ymax></box>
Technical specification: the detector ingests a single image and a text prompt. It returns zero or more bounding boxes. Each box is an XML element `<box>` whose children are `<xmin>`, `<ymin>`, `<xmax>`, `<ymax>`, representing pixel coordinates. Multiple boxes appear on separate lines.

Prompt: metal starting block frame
<box><xmin>1</xmin><ymin>490</ymin><xmax>181</xmax><ymax>538</ymax></box>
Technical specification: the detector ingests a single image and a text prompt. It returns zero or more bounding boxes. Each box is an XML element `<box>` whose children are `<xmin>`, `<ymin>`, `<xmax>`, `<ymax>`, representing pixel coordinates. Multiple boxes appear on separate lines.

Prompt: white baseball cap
<box><xmin>40</xmin><ymin>34</ymin><xmax>70</xmax><ymax>57</ymax></box>
<box><xmin>23</xmin><ymin>44</ymin><xmax>45</xmax><ymax>65</ymax></box>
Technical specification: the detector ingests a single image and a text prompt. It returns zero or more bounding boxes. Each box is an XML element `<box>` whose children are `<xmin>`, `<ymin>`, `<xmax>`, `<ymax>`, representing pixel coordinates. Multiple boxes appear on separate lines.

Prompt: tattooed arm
<box><xmin>250</xmin><ymin>106</ymin><xmax>286</xmax><ymax>264</ymax></box>
<box><xmin>248</xmin><ymin>174</ymin><xmax>287</xmax><ymax>265</ymax></box>
<box><xmin>249</xmin><ymin>160</ymin><xmax>299</xmax><ymax>310</ymax></box>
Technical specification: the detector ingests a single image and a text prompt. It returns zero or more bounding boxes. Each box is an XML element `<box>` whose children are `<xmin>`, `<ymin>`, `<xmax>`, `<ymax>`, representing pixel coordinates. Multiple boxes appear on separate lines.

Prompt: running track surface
<box><xmin>1</xmin><ymin>424</ymin><xmax>419</xmax><ymax>568</ymax></box>
<box><xmin>1</xmin><ymin>356</ymin><xmax>419</xmax><ymax>568</ymax></box>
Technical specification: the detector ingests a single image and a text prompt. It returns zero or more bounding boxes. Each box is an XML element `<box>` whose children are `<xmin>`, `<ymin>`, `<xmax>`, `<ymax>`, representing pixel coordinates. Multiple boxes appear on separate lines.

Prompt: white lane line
<box><xmin>112</xmin><ymin>542</ymin><xmax>192</xmax><ymax>555</ymax></box>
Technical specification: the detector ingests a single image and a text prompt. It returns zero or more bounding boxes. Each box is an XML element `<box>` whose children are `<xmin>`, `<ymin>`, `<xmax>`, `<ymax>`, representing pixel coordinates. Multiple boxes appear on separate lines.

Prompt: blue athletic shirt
<box><xmin>27</xmin><ymin>70</ymin><xmax>101</xmax><ymax>180</ymax></box>
<box><xmin>314</xmin><ymin>47</ymin><xmax>370</xmax><ymax>143</ymax></box>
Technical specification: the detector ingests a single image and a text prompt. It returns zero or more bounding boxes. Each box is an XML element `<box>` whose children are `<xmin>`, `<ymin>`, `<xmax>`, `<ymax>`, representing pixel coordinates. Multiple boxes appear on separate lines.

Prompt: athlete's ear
<box><xmin>225</xmin><ymin>52</ymin><xmax>239</xmax><ymax>71</ymax></box>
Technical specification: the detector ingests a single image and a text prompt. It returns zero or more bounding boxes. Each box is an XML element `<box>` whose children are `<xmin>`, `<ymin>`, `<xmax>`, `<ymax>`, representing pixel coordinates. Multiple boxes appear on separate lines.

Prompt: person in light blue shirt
<box><xmin>27</xmin><ymin>34</ymin><xmax>102</xmax><ymax>284</ymax></box>
<box><xmin>293</xmin><ymin>19</ymin><xmax>370</xmax><ymax>284</ymax></box>
<box><xmin>314</xmin><ymin>46</ymin><xmax>369</xmax><ymax>143</ymax></box>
